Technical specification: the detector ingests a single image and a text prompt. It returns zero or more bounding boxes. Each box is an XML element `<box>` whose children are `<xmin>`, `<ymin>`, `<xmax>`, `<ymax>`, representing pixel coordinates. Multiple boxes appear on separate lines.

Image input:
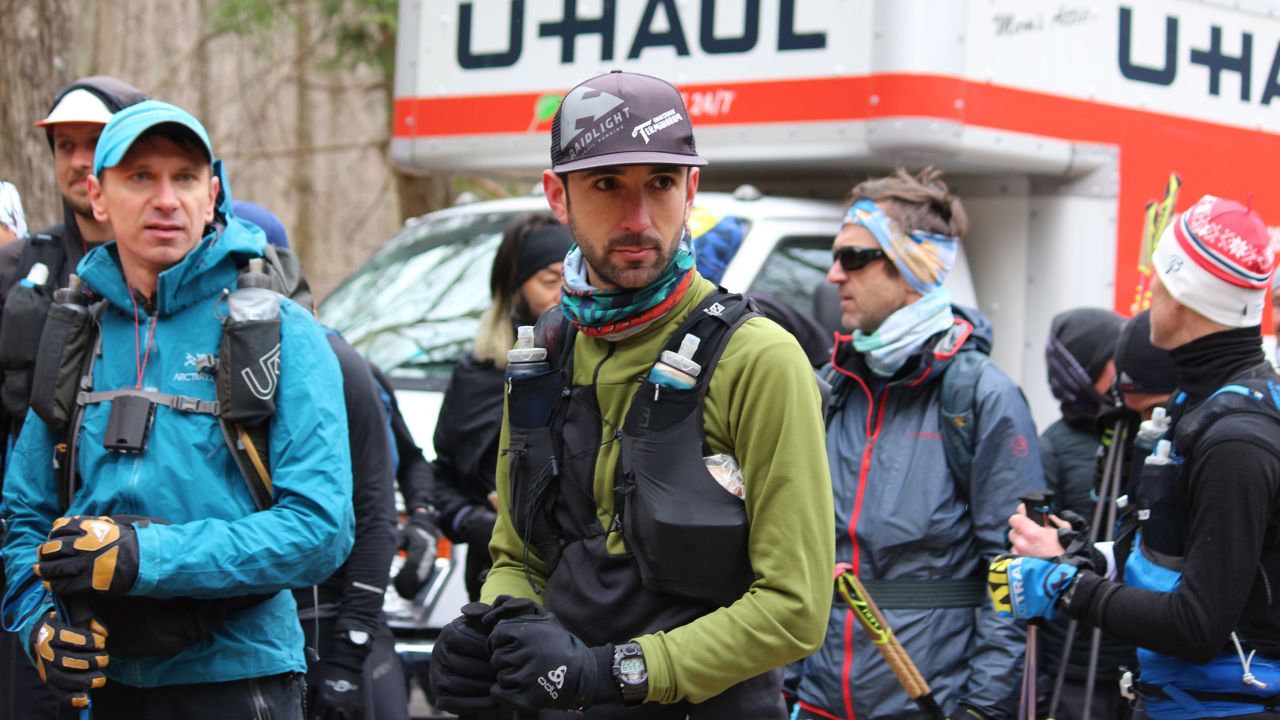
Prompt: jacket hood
<box><xmin>951</xmin><ymin>304</ymin><xmax>993</xmax><ymax>355</ymax></box>
<box><xmin>78</xmin><ymin>218</ymin><xmax>267</xmax><ymax>316</ymax></box>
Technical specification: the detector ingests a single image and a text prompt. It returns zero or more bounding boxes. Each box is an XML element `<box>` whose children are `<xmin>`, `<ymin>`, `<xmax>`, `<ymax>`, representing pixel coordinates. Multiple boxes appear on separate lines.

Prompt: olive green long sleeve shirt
<box><xmin>482</xmin><ymin>276</ymin><xmax>835</xmax><ymax>705</ymax></box>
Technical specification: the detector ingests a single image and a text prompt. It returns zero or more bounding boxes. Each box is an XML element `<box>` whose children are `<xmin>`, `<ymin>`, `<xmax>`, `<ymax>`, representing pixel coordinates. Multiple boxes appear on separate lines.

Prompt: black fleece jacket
<box><xmin>293</xmin><ymin>334</ymin><xmax>397</xmax><ymax>637</ymax></box>
<box><xmin>1067</xmin><ymin>327</ymin><xmax>1280</xmax><ymax>663</ymax></box>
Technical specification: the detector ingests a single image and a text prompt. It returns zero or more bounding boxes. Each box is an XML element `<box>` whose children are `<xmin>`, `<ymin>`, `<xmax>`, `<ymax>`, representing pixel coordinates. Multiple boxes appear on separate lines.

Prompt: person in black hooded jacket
<box><xmin>0</xmin><ymin>75</ymin><xmax>146</xmax><ymax>720</ymax></box>
<box><xmin>429</xmin><ymin>213</ymin><xmax>572</xmax><ymax>603</ymax></box>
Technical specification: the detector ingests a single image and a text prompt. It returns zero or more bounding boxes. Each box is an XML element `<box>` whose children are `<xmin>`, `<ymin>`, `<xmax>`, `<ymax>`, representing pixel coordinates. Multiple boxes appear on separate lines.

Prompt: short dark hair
<box><xmin>131</xmin><ymin>122</ymin><xmax>212</xmax><ymax>166</ymax></box>
<box><xmin>98</xmin><ymin>123</ymin><xmax>212</xmax><ymax>188</ymax></box>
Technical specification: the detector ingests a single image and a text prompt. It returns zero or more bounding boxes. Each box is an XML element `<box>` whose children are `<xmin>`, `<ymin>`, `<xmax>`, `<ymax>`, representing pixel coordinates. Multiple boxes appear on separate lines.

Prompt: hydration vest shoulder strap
<box><xmin>56</xmin><ymin>304</ymin><xmax>277</xmax><ymax>513</ymax></box>
<box><xmin>11</xmin><ymin>233</ymin><xmax>66</xmax><ymax>294</ymax></box>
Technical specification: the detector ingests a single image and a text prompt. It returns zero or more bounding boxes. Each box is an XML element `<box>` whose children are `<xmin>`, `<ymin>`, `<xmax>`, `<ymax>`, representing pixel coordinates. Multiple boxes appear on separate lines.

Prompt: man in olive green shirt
<box><xmin>428</xmin><ymin>71</ymin><xmax>834</xmax><ymax>719</ymax></box>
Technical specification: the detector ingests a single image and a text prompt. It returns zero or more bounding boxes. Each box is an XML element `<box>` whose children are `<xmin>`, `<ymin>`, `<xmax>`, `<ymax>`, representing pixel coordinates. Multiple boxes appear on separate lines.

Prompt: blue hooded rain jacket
<box><xmin>2</xmin><ymin>217</ymin><xmax>353</xmax><ymax>687</ymax></box>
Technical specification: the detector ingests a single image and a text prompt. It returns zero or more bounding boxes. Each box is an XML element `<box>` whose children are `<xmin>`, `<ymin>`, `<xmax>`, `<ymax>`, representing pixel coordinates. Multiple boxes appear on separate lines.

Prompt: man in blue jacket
<box><xmin>2</xmin><ymin>101</ymin><xmax>353</xmax><ymax>718</ymax></box>
<box><xmin>794</xmin><ymin>167</ymin><xmax>1040</xmax><ymax>719</ymax></box>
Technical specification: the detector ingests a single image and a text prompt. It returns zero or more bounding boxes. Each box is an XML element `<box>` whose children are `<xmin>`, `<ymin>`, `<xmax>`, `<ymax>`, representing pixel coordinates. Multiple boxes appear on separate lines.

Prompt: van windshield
<box><xmin>318</xmin><ymin>209</ymin><xmax>526</xmax><ymax>380</ymax></box>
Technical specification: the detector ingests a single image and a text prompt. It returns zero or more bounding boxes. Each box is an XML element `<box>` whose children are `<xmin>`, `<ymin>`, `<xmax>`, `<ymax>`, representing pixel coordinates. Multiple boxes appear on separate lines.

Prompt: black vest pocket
<box><xmin>29</xmin><ymin>301</ymin><xmax>95</xmax><ymax>431</ymax></box>
<box><xmin>506</xmin><ymin>423</ymin><xmax>563</xmax><ymax>573</ymax></box>
<box><xmin>0</xmin><ymin>281</ymin><xmax>52</xmax><ymax>421</ymax></box>
<box><xmin>1132</xmin><ymin>460</ymin><xmax>1186</xmax><ymax>557</ymax></box>
<box><xmin>620</xmin><ymin>386</ymin><xmax>753</xmax><ymax>606</ymax></box>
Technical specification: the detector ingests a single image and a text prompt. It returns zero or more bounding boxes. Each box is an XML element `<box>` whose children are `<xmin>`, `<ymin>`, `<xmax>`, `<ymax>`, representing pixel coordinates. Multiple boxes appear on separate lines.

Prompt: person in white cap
<box><xmin>990</xmin><ymin>194</ymin><xmax>1280</xmax><ymax>719</ymax></box>
<box><xmin>0</xmin><ymin>76</ymin><xmax>145</xmax><ymax>720</ymax></box>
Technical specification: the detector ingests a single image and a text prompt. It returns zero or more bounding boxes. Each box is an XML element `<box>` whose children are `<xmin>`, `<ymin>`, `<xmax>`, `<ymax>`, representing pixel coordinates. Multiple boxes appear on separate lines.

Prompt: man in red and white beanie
<box><xmin>1150</xmin><ymin>194</ymin><xmax>1274</xmax><ymax>340</ymax></box>
<box><xmin>1002</xmin><ymin>193</ymin><xmax>1280</xmax><ymax>718</ymax></box>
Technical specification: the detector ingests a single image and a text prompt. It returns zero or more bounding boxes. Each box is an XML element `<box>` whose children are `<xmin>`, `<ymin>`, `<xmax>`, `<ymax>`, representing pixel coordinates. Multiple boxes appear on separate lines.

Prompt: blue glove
<box><xmin>987</xmin><ymin>555</ymin><xmax>1078</xmax><ymax>620</ymax></box>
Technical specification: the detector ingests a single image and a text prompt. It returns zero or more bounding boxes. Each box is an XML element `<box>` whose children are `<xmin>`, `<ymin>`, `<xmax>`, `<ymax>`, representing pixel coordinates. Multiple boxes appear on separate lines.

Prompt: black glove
<box><xmin>393</xmin><ymin>510</ymin><xmax>438</xmax><ymax>600</ymax></box>
<box><xmin>458</xmin><ymin>506</ymin><xmax>497</xmax><ymax>549</ymax></box>
<box><xmin>29</xmin><ymin>610</ymin><xmax>109</xmax><ymax>709</ymax></box>
<box><xmin>428</xmin><ymin>596</ymin><xmax>549</xmax><ymax>714</ymax></box>
<box><xmin>308</xmin><ymin>634</ymin><xmax>367</xmax><ymax>720</ymax></box>
<box><xmin>486</xmin><ymin>613</ymin><xmax>618</xmax><ymax>712</ymax></box>
<box><xmin>430</xmin><ymin>601</ymin><xmax>499</xmax><ymax>713</ymax></box>
<box><xmin>36</xmin><ymin>516</ymin><xmax>140</xmax><ymax>595</ymax></box>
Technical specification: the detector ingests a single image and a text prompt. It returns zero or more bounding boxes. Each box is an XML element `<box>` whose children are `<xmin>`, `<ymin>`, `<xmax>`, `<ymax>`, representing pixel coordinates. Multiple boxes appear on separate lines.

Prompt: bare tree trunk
<box><xmin>0</xmin><ymin>0</ymin><xmax>75</xmax><ymax>228</ymax></box>
<box><xmin>375</xmin><ymin>69</ymin><xmax>449</xmax><ymax>221</ymax></box>
<box><xmin>290</xmin><ymin>2</ymin><xmax>317</xmax><ymax>269</ymax></box>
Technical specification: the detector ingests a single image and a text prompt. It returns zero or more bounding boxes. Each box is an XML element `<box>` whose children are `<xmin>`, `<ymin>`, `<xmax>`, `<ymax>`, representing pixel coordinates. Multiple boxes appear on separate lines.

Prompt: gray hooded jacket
<box><xmin>796</xmin><ymin>307</ymin><xmax>1041</xmax><ymax>720</ymax></box>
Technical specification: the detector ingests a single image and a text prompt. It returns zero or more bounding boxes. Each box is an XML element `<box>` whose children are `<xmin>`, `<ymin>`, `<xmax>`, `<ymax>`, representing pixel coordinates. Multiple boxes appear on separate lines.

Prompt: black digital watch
<box><xmin>611</xmin><ymin>642</ymin><xmax>648</xmax><ymax>705</ymax></box>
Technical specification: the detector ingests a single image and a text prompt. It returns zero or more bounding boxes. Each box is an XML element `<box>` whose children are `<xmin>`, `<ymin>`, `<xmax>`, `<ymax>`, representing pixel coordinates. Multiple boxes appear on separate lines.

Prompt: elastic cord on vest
<box><xmin>1233</xmin><ymin>631</ymin><xmax>1270</xmax><ymax>690</ymax></box>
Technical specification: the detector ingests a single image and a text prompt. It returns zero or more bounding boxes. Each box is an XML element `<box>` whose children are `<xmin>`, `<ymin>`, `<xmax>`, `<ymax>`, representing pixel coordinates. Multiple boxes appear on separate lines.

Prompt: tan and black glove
<box><xmin>30</xmin><ymin>610</ymin><xmax>109</xmax><ymax>709</ymax></box>
<box><xmin>36</xmin><ymin>516</ymin><xmax>140</xmax><ymax>596</ymax></box>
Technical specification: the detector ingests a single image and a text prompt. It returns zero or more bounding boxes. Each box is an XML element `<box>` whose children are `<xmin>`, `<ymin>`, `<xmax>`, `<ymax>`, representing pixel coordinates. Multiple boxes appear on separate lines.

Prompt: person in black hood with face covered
<box><xmin>1040</xmin><ymin>307</ymin><xmax>1125</xmax><ymax>517</ymax></box>
<box><xmin>0</xmin><ymin>75</ymin><xmax>146</xmax><ymax>720</ymax></box>
<box><xmin>427</xmin><ymin>213</ymin><xmax>573</xmax><ymax>604</ymax></box>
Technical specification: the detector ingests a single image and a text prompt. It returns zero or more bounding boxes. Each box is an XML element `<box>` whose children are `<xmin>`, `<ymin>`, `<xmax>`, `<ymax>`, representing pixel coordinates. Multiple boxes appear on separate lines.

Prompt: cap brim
<box><xmin>553</xmin><ymin>150</ymin><xmax>708</xmax><ymax>174</ymax></box>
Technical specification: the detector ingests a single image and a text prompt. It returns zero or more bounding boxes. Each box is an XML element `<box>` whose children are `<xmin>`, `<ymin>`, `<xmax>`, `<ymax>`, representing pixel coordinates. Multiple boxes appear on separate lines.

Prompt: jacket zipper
<box><xmin>842</xmin><ymin>381</ymin><xmax>890</xmax><ymax>720</ymax></box>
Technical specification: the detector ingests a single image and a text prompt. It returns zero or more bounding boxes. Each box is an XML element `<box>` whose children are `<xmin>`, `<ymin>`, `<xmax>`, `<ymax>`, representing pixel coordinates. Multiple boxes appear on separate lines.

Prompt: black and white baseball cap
<box><xmin>551</xmin><ymin>71</ymin><xmax>707</xmax><ymax>173</ymax></box>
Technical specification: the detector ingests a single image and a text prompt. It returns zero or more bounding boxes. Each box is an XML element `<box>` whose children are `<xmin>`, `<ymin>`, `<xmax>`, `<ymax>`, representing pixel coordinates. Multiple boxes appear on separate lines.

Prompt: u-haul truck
<box><xmin>328</xmin><ymin>0</ymin><xmax>1280</xmax><ymax>664</ymax></box>
<box><xmin>389</xmin><ymin>0</ymin><xmax>1280</xmax><ymax>420</ymax></box>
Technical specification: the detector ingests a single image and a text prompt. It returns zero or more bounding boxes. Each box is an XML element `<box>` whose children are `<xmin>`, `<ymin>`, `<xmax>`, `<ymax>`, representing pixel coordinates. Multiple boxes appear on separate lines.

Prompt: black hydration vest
<box><xmin>1120</xmin><ymin>364</ymin><xmax>1280</xmax><ymax>714</ymax></box>
<box><xmin>0</xmin><ymin>230</ymin><xmax>84</xmax><ymax>458</ymax></box>
<box><xmin>505</xmin><ymin>291</ymin><xmax>787</xmax><ymax>719</ymax></box>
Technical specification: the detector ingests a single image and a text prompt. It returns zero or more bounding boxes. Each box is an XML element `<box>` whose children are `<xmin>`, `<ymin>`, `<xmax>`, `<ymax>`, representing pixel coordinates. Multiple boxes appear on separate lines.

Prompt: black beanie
<box><xmin>1114</xmin><ymin>310</ymin><xmax>1178</xmax><ymax>395</ymax></box>
<box><xmin>1046</xmin><ymin>307</ymin><xmax>1124</xmax><ymax>427</ymax></box>
<box><xmin>515</xmin><ymin>223</ymin><xmax>573</xmax><ymax>286</ymax></box>
<box><xmin>1050</xmin><ymin>308</ymin><xmax>1125</xmax><ymax>382</ymax></box>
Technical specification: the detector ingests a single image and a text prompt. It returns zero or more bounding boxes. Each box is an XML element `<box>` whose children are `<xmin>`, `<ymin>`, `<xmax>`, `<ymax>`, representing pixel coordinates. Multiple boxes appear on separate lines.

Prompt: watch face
<box><xmin>619</xmin><ymin>657</ymin><xmax>645</xmax><ymax>676</ymax></box>
<box><xmin>347</xmin><ymin>630</ymin><xmax>371</xmax><ymax>646</ymax></box>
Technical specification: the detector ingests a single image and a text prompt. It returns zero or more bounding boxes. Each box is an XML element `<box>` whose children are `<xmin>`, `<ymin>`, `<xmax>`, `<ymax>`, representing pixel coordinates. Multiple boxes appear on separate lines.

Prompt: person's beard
<box><xmin>571</xmin><ymin>223</ymin><xmax>684</xmax><ymax>290</ymax></box>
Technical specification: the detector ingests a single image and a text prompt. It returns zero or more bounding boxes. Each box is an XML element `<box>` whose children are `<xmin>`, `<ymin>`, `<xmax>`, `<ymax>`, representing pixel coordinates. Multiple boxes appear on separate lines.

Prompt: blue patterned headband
<box><xmin>845</xmin><ymin>198</ymin><xmax>958</xmax><ymax>294</ymax></box>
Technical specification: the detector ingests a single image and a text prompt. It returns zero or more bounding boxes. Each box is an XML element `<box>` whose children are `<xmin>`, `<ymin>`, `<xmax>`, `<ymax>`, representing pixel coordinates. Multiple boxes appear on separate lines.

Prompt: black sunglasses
<box><xmin>833</xmin><ymin>246</ymin><xmax>888</xmax><ymax>272</ymax></box>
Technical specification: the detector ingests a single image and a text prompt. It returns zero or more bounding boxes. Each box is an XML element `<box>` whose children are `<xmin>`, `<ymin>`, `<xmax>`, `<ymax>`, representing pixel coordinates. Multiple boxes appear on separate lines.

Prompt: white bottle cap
<box><xmin>1151</xmin><ymin>406</ymin><xmax>1167</xmax><ymax>425</ymax></box>
<box><xmin>508</xmin><ymin>325</ymin><xmax>546</xmax><ymax>363</ymax></box>
<box><xmin>677</xmin><ymin>333</ymin><xmax>701</xmax><ymax>359</ymax></box>
<box><xmin>660</xmin><ymin>349</ymin><xmax>701</xmax><ymax>377</ymax></box>
<box><xmin>516</xmin><ymin>325</ymin><xmax>535</xmax><ymax>349</ymax></box>
<box><xmin>1155</xmin><ymin>439</ymin><xmax>1172</xmax><ymax>460</ymax></box>
<box><xmin>26</xmin><ymin>262</ymin><xmax>49</xmax><ymax>286</ymax></box>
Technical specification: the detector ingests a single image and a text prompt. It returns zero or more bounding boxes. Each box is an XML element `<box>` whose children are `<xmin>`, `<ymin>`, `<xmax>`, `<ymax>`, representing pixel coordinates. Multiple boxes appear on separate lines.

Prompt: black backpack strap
<box><xmin>220</xmin><ymin>420</ymin><xmax>274</xmax><ymax>512</ymax></box>
<box><xmin>58</xmin><ymin>301</ymin><xmax>108</xmax><ymax>511</ymax></box>
<box><xmin>12</xmin><ymin>232</ymin><xmax>67</xmax><ymax>293</ymax></box>
<box><xmin>57</xmin><ymin>296</ymin><xmax>277</xmax><ymax>513</ymax></box>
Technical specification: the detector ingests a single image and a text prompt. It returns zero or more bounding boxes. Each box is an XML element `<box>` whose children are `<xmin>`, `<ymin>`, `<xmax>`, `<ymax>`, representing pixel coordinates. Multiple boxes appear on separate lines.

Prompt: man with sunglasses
<box><xmin>793</xmin><ymin>168</ymin><xmax>1041</xmax><ymax>720</ymax></box>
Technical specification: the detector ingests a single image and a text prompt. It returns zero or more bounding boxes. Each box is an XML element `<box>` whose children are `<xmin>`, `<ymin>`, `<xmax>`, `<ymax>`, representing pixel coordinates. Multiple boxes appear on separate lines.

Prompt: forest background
<box><xmin>0</xmin><ymin>0</ymin><xmax>494</xmax><ymax>297</ymax></box>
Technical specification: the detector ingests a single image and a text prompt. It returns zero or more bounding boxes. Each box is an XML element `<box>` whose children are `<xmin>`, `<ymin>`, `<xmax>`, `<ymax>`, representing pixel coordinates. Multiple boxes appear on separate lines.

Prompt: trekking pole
<box><xmin>1018</xmin><ymin>490</ymin><xmax>1057</xmax><ymax>720</ymax></box>
<box><xmin>1045</xmin><ymin>417</ymin><xmax>1128</xmax><ymax>719</ymax></box>
<box><xmin>1079</xmin><ymin>421</ymin><xmax>1130</xmax><ymax>720</ymax></box>
<box><xmin>834</xmin><ymin>568</ymin><xmax>946</xmax><ymax>720</ymax></box>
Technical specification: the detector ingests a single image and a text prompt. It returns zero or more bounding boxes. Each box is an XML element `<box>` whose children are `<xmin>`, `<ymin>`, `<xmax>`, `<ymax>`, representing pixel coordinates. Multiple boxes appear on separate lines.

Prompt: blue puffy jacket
<box><xmin>795</xmin><ymin>307</ymin><xmax>1041</xmax><ymax>720</ymax></box>
<box><xmin>2</xmin><ymin>218</ymin><xmax>354</xmax><ymax>687</ymax></box>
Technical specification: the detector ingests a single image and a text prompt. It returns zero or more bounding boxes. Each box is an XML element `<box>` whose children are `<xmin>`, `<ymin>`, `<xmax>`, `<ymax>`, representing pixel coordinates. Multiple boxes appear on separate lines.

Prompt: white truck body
<box><xmin>391</xmin><ymin>0</ymin><xmax>1280</xmax><ymax>425</ymax></box>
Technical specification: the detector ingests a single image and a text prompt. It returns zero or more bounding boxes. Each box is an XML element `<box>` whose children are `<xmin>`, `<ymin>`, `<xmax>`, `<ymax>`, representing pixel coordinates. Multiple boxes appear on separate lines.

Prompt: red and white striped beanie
<box><xmin>1152</xmin><ymin>194</ymin><xmax>1276</xmax><ymax>327</ymax></box>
